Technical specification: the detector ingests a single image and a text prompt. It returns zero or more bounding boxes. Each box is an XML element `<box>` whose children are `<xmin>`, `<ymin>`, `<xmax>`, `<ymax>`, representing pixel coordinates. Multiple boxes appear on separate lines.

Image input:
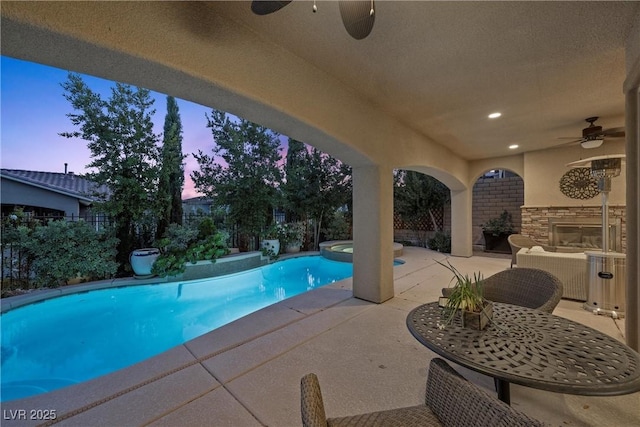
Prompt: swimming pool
<box><xmin>0</xmin><ymin>256</ymin><xmax>354</xmax><ymax>402</ymax></box>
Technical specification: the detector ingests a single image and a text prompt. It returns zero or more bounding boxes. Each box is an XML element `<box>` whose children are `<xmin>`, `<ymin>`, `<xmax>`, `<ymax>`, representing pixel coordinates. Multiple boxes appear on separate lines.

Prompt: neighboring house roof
<box><xmin>0</xmin><ymin>169</ymin><xmax>109</xmax><ymax>204</ymax></box>
<box><xmin>182</xmin><ymin>196</ymin><xmax>212</xmax><ymax>205</ymax></box>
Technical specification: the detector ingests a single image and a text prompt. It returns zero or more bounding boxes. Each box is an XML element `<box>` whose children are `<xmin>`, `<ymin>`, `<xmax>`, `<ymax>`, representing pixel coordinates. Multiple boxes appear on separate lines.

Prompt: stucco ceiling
<box><xmin>2</xmin><ymin>1</ymin><xmax>638</xmax><ymax>163</ymax></box>
<box><xmin>209</xmin><ymin>1</ymin><xmax>638</xmax><ymax>160</ymax></box>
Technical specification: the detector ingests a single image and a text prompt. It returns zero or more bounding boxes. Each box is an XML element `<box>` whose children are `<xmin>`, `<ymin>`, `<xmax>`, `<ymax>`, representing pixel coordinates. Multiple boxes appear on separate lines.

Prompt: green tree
<box><xmin>282</xmin><ymin>141</ymin><xmax>352</xmax><ymax>249</ymax></box>
<box><xmin>191</xmin><ymin>110</ymin><xmax>282</xmax><ymax>250</ymax></box>
<box><xmin>157</xmin><ymin>96</ymin><xmax>185</xmax><ymax>239</ymax></box>
<box><xmin>282</xmin><ymin>138</ymin><xmax>311</xmax><ymax>222</ymax></box>
<box><xmin>61</xmin><ymin>73</ymin><xmax>161</xmax><ymax>273</ymax></box>
<box><xmin>304</xmin><ymin>148</ymin><xmax>352</xmax><ymax>248</ymax></box>
<box><xmin>394</xmin><ymin>170</ymin><xmax>450</xmax><ymax>246</ymax></box>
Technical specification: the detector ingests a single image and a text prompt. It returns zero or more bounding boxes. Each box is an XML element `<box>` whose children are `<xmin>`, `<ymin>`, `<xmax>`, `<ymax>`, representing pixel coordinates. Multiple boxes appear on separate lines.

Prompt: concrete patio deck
<box><xmin>2</xmin><ymin>247</ymin><xmax>638</xmax><ymax>426</ymax></box>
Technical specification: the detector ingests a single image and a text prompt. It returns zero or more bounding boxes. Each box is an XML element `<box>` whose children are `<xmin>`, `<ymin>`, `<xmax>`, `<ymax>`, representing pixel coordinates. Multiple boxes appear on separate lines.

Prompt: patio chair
<box><xmin>507</xmin><ymin>234</ymin><xmax>555</xmax><ymax>267</ymax></box>
<box><xmin>482</xmin><ymin>267</ymin><xmax>563</xmax><ymax>314</ymax></box>
<box><xmin>301</xmin><ymin>358</ymin><xmax>544</xmax><ymax>427</ymax></box>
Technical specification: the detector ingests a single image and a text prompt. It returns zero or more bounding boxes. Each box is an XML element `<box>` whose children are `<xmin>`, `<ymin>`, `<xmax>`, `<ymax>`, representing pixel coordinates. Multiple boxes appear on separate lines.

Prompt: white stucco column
<box><xmin>352</xmin><ymin>165</ymin><xmax>395</xmax><ymax>303</ymax></box>
<box><xmin>623</xmin><ymin>13</ymin><xmax>640</xmax><ymax>349</ymax></box>
<box><xmin>450</xmin><ymin>188</ymin><xmax>473</xmax><ymax>257</ymax></box>
<box><xmin>624</xmin><ymin>85</ymin><xmax>639</xmax><ymax>351</ymax></box>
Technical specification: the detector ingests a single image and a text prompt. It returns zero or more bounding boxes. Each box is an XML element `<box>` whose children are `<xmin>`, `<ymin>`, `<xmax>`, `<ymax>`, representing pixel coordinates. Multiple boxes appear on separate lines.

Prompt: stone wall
<box><xmin>472</xmin><ymin>176</ymin><xmax>524</xmax><ymax>246</ymax></box>
<box><xmin>521</xmin><ymin>205</ymin><xmax>627</xmax><ymax>253</ymax></box>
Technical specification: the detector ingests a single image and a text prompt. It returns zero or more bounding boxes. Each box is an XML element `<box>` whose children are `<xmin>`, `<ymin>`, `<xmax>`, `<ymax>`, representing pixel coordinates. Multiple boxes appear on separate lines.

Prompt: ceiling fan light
<box><xmin>581</xmin><ymin>138</ymin><xmax>604</xmax><ymax>149</ymax></box>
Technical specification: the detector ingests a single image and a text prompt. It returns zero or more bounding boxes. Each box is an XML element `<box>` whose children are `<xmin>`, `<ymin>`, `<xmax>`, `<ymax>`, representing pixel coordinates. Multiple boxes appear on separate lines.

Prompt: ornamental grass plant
<box><xmin>437</xmin><ymin>260</ymin><xmax>486</xmax><ymax>328</ymax></box>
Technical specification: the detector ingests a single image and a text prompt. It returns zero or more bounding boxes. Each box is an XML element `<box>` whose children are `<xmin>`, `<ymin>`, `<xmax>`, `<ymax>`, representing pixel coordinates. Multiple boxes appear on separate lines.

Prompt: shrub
<box><xmin>321</xmin><ymin>211</ymin><xmax>351</xmax><ymax>241</ymax></box>
<box><xmin>280</xmin><ymin>222</ymin><xmax>305</xmax><ymax>246</ymax></box>
<box><xmin>185</xmin><ymin>233</ymin><xmax>229</xmax><ymax>263</ymax></box>
<box><xmin>195</xmin><ymin>216</ymin><xmax>218</xmax><ymax>241</ymax></box>
<box><xmin>26</xmin><ymin>220</ymin><xmax>118</xmax><ymax>287</ymax></box>
<box><xmin>481</xmin><ymin>210</ymin><xmax>514</xmax><ymax>236</ymax></box>
<box><xmin>152</xmin><ymin>224</ymin><xmax>230</xmax><ymax>277</ymax></box>
<box><xmin>428</xmin><ymin>231</ymin><xmax>451</xmax><ymax>253</ymax></box>
<box><xmin>155</xmin><ymin>223</ymin><xmax>199</xmax><ymax>254</ymax></box>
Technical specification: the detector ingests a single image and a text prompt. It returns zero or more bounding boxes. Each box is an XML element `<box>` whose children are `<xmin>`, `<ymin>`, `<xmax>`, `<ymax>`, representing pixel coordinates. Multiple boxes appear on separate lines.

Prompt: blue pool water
<box><xmin>0</xmin><ymin>256</ymin><xmax>354</xmax><ymax>402</ymax></box>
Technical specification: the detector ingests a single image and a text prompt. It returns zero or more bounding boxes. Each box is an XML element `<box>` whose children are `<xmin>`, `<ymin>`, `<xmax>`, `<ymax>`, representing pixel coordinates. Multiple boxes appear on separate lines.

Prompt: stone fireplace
<box><xmin>521</xmin><ymin>206</ymin><xmax>626</xmax><ymax>253</ymax></box>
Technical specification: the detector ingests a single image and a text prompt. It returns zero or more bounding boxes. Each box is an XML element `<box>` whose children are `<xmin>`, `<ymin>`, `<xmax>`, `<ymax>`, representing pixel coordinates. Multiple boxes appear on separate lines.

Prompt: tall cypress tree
<box><xmin>157</xmin><ymin>96</ymin><xmax>185</xmax><ymax>239</ymax></box>
<box><xmin>282</xmin><ymin>138</ymin><xmax>310</xmax><ymax>222</ymax></box>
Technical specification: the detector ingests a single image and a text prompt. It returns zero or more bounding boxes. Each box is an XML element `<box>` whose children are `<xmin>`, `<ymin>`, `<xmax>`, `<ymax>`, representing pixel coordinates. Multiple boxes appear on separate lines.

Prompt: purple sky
<box><xmin>1</xmin><ymin>56</ymin><xmax>288</xmax><ymax>199</ymax></box>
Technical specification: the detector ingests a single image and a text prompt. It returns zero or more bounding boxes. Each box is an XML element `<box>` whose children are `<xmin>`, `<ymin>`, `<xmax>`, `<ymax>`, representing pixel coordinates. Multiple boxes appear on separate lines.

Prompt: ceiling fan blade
<box><xmin>339</xmin><ymin>0</ymin><xmax>375</xmax><ymax>40</ymax></box>
<box><xmin>557</xmin><ymin>137</ymin><xmax>582</xmax><ymax>140</ymax></box>
<box><xmin>561</xmin><ymin>139</ymin><xmax>582</xmax><ymax>146</ymax></box>
<box><xmin>603</xmin><ymin>127</ymin><xmax>625</xmax><ymax>138</ymax></box>
<box><xmin>251</xmin><ymin>1</ymin><xmax>292</xmax><ymax>16</ymax></box>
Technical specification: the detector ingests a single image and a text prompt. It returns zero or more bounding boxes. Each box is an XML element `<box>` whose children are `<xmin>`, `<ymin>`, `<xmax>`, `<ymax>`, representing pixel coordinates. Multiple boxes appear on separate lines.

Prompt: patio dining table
<box><xmin>406</xmin><ymin>302</ymin><xmax>640</xmax><ymax>405</ymax></box>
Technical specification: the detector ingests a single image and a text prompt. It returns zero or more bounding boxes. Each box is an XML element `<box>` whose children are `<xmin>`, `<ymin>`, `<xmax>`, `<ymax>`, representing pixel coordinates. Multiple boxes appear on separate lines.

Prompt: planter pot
<box><xmin>261</xmin><ymin>239</ymin><xmax>280</xmax><ymax>256</ymax></box>
<box><xmin>130</xmin><ymin>248</ymin><xmax>160</xmax><ymax>278</ymax></box>
<box><xmin>285</xmin><ymin>243</ymin><xmax>301</xmax><ymax>253</ymax></box>
<box><xmin>461</xmin><ymin>301</ymin><xmax>494</xmax><ymax>330</ymax></box>
<box><xmin>483</xmin><ymin>232</ymin><xmax>512</xmax><ymax>254</ymax></box>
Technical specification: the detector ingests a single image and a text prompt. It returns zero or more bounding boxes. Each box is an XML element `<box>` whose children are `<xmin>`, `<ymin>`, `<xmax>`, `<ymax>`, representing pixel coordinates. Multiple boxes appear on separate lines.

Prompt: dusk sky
<box><xmin>1</xmin><ymin>56</ymin><xmax>287</xmax><ymax>199</ymax></box>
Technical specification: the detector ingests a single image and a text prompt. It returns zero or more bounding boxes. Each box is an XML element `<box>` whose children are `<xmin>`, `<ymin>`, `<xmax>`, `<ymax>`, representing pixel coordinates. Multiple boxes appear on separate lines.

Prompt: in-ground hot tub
<box><xmin>320</xmin><ymin>240</ymin><xmax>404</xmax><ymax>263</ymax></box>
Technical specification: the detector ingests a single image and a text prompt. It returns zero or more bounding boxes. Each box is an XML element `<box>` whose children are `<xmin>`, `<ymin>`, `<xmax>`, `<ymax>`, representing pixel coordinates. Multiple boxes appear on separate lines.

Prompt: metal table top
<box><xmin>407</xmin><ymin>302</ymin><xmax>640</xmax><ymax>397</ymax></box>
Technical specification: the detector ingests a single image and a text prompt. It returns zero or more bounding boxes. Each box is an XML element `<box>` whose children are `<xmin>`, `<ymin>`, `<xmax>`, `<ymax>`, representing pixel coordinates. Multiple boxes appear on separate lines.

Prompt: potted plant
<box><xmin>130</xmin><ymin>248</ymin><xmax>161</xmax><ymax>278</ymax></box>
<box><xmin>261</xmin><ymin>224</ymin><xmax>282</xmax><ymax>257</ymax></box>
<box><xmin>282</xmin><ymin>222</ymin><xmax>305</xmax><ymax>253</ymax></box>
<box><xmin>481</xmin><ymin>210</ymin><xmax>514</xmax><ymax>253</ymax></box>
<box><xmin>438</xmin><ymin>260</ymin><xmax>492</xmax><ymax>330</ymax></box>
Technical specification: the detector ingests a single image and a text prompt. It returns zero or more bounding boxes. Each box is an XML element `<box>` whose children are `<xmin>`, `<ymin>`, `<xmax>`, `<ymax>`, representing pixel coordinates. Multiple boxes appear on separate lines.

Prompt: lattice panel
<box><xmin>394</xmin><ymin>209</ymin><xmax>443</xmax><ymax>231</ymax></box>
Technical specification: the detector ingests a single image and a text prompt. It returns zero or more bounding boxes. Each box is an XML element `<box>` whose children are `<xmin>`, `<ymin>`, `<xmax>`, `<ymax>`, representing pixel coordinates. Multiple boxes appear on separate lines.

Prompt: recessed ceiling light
<box><xmin>488</xmin><ymin>112</ymin><xmax>502</xmax><ymax>119</ymax></box>
<box><xmin>509</xmin><ymin>144</ymin><xmax>519</xmax><ymax>149</ymax></box>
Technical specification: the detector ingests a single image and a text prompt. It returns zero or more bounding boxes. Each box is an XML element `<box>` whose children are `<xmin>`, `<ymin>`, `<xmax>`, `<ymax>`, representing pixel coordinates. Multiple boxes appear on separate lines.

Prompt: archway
<box><xmin>471</xmin><ymin>169</ymin><xmax>524</xmax><ymax>253</ymax></box>
<box><xmin>393</xmin><ymin>169</ymin><xmax>451</xmax><ymax>251</ymax></box>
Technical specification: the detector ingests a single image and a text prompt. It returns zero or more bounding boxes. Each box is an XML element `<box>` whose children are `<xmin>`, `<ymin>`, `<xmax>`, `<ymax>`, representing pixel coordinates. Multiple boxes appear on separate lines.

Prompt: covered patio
<box><xmin>1</xmin><ymin>248</ymin><xmax>637</xmax><ymax>426</ymax></box>
<box><xmin>1</xmin><ymin>2</ymin><xmax>639</xmax><ymax>424</ymax></box>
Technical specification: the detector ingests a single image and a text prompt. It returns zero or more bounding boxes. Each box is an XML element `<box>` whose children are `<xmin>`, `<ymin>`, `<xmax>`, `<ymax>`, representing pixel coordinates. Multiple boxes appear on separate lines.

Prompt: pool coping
<box><xmin>319</xmin><ymin>240</ymin><xmax>404</xmax><ymax>262</ymax></box>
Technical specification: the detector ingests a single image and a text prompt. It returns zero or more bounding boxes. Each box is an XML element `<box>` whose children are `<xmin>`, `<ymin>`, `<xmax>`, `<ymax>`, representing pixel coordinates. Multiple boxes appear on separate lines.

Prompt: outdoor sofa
<box><xmin>516</xmin><ymin>248</ymin><xmax>587</xmax><ymax>301</ymax></box>
<box><xmin>508</xmin><ymin>233</ymin><xmax>584</xmax><ymax>267</ymax></box>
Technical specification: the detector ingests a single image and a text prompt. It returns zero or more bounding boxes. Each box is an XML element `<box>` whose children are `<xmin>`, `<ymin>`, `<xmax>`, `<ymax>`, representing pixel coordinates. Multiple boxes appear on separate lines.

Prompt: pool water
<box><xmin>331</xmin><ymin>244</ymin><xmax>354</xmax><ymax>253</ymax></box>
<box><xmin>0</xmin><ymin>256</ymin><xmax>353</xmax><ymax>402</ymax></box>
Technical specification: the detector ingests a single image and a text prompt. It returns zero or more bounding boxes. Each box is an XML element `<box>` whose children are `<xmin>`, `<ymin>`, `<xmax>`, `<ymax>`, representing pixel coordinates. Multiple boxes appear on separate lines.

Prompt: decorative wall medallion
<box><xmin>559</xmin><ymin>168</ymin><xmax>600</xmax><ymax>200</ymax></box>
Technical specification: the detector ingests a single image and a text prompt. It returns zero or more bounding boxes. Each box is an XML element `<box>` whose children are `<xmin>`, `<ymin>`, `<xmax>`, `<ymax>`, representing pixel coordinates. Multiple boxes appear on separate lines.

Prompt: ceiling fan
<box><xmin>250</xmin><ymin>1</ymin><xmax>376</xmax><ymax>40</ymax></box>
<box><xmin>558</xmin><ymin>117</ymin><xmax>626</xmax><ymax>149</ymax></box>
